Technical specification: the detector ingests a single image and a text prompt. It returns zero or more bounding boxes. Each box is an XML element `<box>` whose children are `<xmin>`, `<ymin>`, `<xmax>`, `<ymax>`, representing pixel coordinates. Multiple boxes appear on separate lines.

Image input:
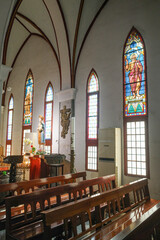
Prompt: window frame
<box><xmin>44</xmin><ymin>82</ymin><xmax>54</xmax><ymax>154</ymax></box>
<box><xmin>123</xmin><ymin>27</ymin><xmax>149</xmax><ymax>178</ymax></box>
<box><xmin>21</xmin><ymin>69</ymin><xmax>34</xmax><ymax>154</ymax></box>
<box><xmin>86</xmin><ymin>69</ymin><xmax>99</xmax><ymax>172</ymax></box>
<box><xmin>6</xmin><ymin>94</ymin><xmax>14</xmax><ymax>156</ymax></box>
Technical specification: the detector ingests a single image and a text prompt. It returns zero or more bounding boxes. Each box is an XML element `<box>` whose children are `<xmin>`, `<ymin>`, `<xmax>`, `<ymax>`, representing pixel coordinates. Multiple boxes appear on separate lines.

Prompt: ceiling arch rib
<box><xmin>15</xmin><ymin>17</ymin><xmax>31</xmax><ymax>33</ymax></box>
<box><xmin>15</xmin><ymin>12</ymin><xmax>59</xmax><ymax>65</ymax></box>
<box><xmin>18</xmin><ymin>0</ymin><xmax>58</xmax><ymax>57</ymax></box>
<box><xmin>75</xmin><ymin>0</ymin><xmax>106</xmax><ymax>62</ymax></box>
<box><xmin>44</xmin><ymin>0</ymin><xmax>71</xmax><ymax>90</ymax></box>
<box><xmin>6</xmin><ymin>17</ymin><xmax>29</xmax><ymax>67</ymax></box>
<box><xmin>75</xmin><ymin>0</ymin><xmax>109</xmax><ymax>79</ymax></box>
<box><xmin>58</xmin><ymin>0</ymin><xmax>81</xmax><ymax>64</ymax></box>
<box><xmin>2</xmin><ymin>0</ymin><xmax>23</xmax><ymax>65</ymax></box>
<box><xmin>16</xmin><ymin>15</ymin><xmax>38</xmax><ymax>35</ymax></box>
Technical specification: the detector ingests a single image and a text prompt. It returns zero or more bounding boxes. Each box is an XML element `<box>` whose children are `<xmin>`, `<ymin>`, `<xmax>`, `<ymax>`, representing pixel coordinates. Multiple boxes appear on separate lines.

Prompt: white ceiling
<box><xmin>1</xmin><ymin>0</ymin><xmax>108</xmax><ymax>92</ymax></box>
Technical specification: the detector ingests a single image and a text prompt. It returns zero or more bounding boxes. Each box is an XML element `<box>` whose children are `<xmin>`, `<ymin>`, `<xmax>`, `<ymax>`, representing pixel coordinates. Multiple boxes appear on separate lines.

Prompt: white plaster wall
<box><xmin>3</xmin><ymin>35</ymin><xmax>60</xmax><ymax>155</ymax></box>
<box><xmin>75</xmin><ymin>0</ymin><xmax>160</xmax><ymax>198</ymax></box>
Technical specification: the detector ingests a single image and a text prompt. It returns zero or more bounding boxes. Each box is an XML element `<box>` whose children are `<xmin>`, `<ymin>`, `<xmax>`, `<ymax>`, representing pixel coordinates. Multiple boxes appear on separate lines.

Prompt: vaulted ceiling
<box><xmin>2</xmin><ymin>0</ymin><xmax>108</xmax><ymax>101</ymax></box>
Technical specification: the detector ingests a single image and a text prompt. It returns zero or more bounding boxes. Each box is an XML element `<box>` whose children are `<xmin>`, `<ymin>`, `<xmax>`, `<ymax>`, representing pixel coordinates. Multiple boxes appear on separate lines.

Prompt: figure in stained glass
<box><xmin>125</xmin><ymin>53</ymin><xmax>143</xmax><ymax>98</ymax></box>
<box><xmin>24</xmin><ymin>76</ymin><xmax>33</xmax><ymax>125</ymax></box>
<box><xmin>124</xmin><ymin>29</ymin><xmax>146</xmax><ymax>117</ymax></box>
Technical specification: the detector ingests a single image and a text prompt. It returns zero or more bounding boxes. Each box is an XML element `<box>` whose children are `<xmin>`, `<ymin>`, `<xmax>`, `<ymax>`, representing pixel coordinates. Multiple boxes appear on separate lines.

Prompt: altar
<box><xmin>30</xmin><ymin>154</ymin><xmax>66</xmax><ymax>180</ymax></box>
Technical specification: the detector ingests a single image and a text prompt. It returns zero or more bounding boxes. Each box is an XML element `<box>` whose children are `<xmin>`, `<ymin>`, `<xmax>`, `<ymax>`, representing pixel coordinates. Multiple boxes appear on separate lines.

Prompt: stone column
<box><xmin>56</xmin><ymin>88</ymin><xmax>76</xmax><ymax>172</ymax></box>
<box><xmin>0</xmin><ymin>65</ymin><xmax>12</xmax><ymax>144</ymax></box>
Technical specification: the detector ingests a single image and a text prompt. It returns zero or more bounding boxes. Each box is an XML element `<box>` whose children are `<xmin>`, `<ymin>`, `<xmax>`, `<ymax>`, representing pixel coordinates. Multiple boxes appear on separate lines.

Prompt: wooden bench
<box><xmin>107</xmin><ymin>202</ymin><xmax>160</xmax><ymax>240</ymax></box>
<box><xmin>0</xmin><ymin>171</ymin><xmax>86</xmax><ymax>197</ymax></box>
<box><xmin>0</xmin><ymin>171</ymin><xmax>86</xmax><ymax>230</ymax></box>
<box><xmin>5</xmin><ymin>174</ymin><xmax>116</xmax><ymax>240</ymax></box>
<box><xmin>42</xmin><ymin>178</ymin><xmax>159</xmax><ymax>240</ymax></box>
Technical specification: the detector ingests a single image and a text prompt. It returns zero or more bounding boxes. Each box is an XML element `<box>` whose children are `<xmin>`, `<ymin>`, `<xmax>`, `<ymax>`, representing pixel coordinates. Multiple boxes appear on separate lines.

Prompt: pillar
<box><xmin>56</xmin><ymin>88</ymin><xmax>76</xmax><ymax>172</ymax></box>
<box><xmin>0</xmin><ymin>64</ymin><xmax>12</xmax><ymax>144</ymax></box>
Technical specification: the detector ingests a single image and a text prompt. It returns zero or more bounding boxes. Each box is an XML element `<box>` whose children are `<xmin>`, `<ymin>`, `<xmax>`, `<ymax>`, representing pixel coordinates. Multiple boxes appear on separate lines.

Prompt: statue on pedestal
<box><xmin>60</xmin><ymin>106</ymin><xmax>71</xmax><ymax>138</ymax></box>
<box><xmin>37</xmin><ymin>115</ymin><xmax>45</xmax><ymax>148</ymax></box>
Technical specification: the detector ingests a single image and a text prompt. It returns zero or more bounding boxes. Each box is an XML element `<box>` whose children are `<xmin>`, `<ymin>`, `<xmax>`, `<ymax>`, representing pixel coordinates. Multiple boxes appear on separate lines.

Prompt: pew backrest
<box><xmin>5</xmin><ymin>174</ymin><xmax>116</xmax><ymax>234</ymax></box>
<box><xmin>42</xmin><ymin>178</ymin><xmax>150</xmax><ymax>240</ymax></box>
<box><xmin>1</xmin><ymin>171</ymin><xmax>86</xmax><ymax>196</ymax></box>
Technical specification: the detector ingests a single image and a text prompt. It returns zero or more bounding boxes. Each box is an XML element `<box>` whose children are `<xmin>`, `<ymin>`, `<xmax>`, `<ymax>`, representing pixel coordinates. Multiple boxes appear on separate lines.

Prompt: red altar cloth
<box><xmin>30</xmin><ymin>157</ymin><xmax>41</xmax><ymax>180</ymax></box>
<box><xmin>30</xmin><ymin>156</ymin><xmax>48</xmax><ymax>180</ymax></box>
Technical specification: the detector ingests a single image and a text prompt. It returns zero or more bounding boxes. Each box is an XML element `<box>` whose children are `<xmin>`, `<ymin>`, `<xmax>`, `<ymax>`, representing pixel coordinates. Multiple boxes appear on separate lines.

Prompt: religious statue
<box><xmin>60</xmin><ymin>106</ymin><xmax>71</xmax><ymax>138</ymax></box>
<box><xmin>125</xmin><ymin>53</ymin><xmax>143</xmax><ymax>99</ymax></box>
<box><xmin>37</xmin><ymin>115</ymin><xmax>45</xmax><ymax>147</ymax></box>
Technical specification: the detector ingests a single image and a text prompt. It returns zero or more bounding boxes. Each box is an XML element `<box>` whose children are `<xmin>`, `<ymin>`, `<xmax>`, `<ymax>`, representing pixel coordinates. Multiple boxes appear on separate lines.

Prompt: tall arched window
<box><xmin>123</xmin><ymin>27</ymin><xmax>149</xmax><ymax>177</ymax></box>
<box><xmin>86</xmin><ymin>70</ymin><xmax>99</xmax><ymax>171</ymax></box>
<box><xmin>6</xmin><ymin>95</ymin><xmax>14</xmax><ymax>156</ymax></box>
<box><xmin>22</xmin><ymin>70</ymin><xmax>34</xmax><ymax>154</ymax></box>
<box><xmin>44</xmin><ymin>82</ymin><xmax>53</xmax><ymax>154</ymax></box>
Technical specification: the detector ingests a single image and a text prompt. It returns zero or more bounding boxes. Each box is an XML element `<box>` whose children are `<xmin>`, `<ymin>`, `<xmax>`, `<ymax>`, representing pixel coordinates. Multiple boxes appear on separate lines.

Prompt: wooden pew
<box><xmin>0</xmin><ymin>171</ymin><xmax>86</xmax><ymax>230</ymax></box>
<box><xmin>109</xmin><ymin>202</ymin><xmax>160</xmax><ymax>240</ymax></box>
<box><xmin>5</xmin><ymin>174</ymin><xmax>116</xmax><ymax>240</ymax></box>
<box><xmin>42</xmin><ymin>178</ymin><xmax>159</xmax><ymax>240</ymax></box>
<box><xmin>0</xmin><ymin>171</ymin><xmax>86</xmax><ymax>197</ymax></box>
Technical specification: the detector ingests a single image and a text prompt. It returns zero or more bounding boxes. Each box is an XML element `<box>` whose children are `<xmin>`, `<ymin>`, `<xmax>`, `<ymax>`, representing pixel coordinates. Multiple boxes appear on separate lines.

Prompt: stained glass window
<box><xmin>86</xmin><ymin>70</ymin><xmax>99</xmax><ymax>171</ymax></box>
<box><xmin>45</xmin><ymin>83</ymin><xmax>53</xmax><ymax>153</ymax></box>
<box><xmin>22</xmin><ymin>70</ymin><xmax>34</xmax><ymax>154</ymax></box>
<box><xmin>124</xmin><ymin>30</ymin><xmax>147</xmax><ymax>117</ymax></box>
<box><xmin>123</xmin><ymin>28</ymin><xmax>149</xmax><ymax>178</ymax></box>
<box><xmin>24</xmin><ymin>73</ymin><xmax>33</xmax><ymax>125</ymax></box>
<box><xmin>6</xmin><ymin>95</ymin><xmax>14</xmax><ymax>156</ymax></box>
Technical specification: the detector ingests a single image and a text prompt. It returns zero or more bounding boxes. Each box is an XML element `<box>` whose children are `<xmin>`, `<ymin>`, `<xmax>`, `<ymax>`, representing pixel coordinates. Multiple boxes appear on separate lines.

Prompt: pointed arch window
<box><xmin>86</xmin><ymin>70</ymin><xmax>99</xmax><ymax>171</ymax></box>
<box><xmin>6</xmin><ymin>95</ymin><xmax>14</xmax><ymax>156</ymax></box>
<box><xmin>44</xmin><ymin>82</ymin><xmax>53</xmax><ymax>154</ymax></box>
<box><xmin>22</xmin><ymin>70</ymin><xmax>34</xmax><ymax>154</ymax></box>
<box><xmin>123</xmin><ymin>28</ymin><xmax>149</xmax><ymax>177</ymax></box>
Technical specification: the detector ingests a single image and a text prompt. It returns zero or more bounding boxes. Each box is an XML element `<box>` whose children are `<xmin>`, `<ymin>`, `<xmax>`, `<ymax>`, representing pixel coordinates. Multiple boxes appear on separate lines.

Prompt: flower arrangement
<box><xmin>24</xmin><ymin>138</ymin><xmax>32</xmax><ymax>145</ymax></box>
<box><xmin>36</xmin><ymin>148</ymin><xmax>46</xmax><ymax>155</ymax></box>
<box><xmin>31</xmin><ymin>145</ymin><xmax>36</xmax><ymax>154</ymax></box>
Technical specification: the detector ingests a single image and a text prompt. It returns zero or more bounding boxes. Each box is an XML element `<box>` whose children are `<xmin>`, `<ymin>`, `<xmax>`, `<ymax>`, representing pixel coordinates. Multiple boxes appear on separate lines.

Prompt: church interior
<box><xmin>0</xmin><ymin>0</ymin><xmax>160</xmax><ymax>239</ymax></box>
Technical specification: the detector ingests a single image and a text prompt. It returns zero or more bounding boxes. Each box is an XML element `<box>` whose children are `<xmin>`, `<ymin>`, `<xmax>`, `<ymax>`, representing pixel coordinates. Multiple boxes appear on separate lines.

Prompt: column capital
<box><xmin>56</xmin><ymin>88</ymin><xmax>76</xmax><ymax>103</ymax></box>
<box><xmin>0</xmin><ymin>64</ymin><xmax>12</xmax><ymax>82</ymax></box>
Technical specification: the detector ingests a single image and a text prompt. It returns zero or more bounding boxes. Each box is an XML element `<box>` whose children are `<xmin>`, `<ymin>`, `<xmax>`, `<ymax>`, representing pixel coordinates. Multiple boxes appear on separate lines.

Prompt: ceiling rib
<box><xmin>2</xmin><ymin>0</ymin><xmax>23</xmax><ymax>65</ymax></box>
<box><xmin>71</xmin><ymin>0</ymin><xmax>84</xmax><ymax>88</ymax></box>
<box><xmin>75</xmin><ymin>0</ymin><xmax>109</xmax><ymax>81</ymax></box>
<box><xmin>15</xmin><ymin>16</ymin><xmax>31</xmax><ymax>33</ymax></box>
<box><xmin>56</xmin><ymin>0</ymin><xmax>71</xmax><ymax>88</ymax></box>
<box><xmin>16</xmin><ymin>12</ymin><xmax>59</xmax><ymax>64</ymax></box>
